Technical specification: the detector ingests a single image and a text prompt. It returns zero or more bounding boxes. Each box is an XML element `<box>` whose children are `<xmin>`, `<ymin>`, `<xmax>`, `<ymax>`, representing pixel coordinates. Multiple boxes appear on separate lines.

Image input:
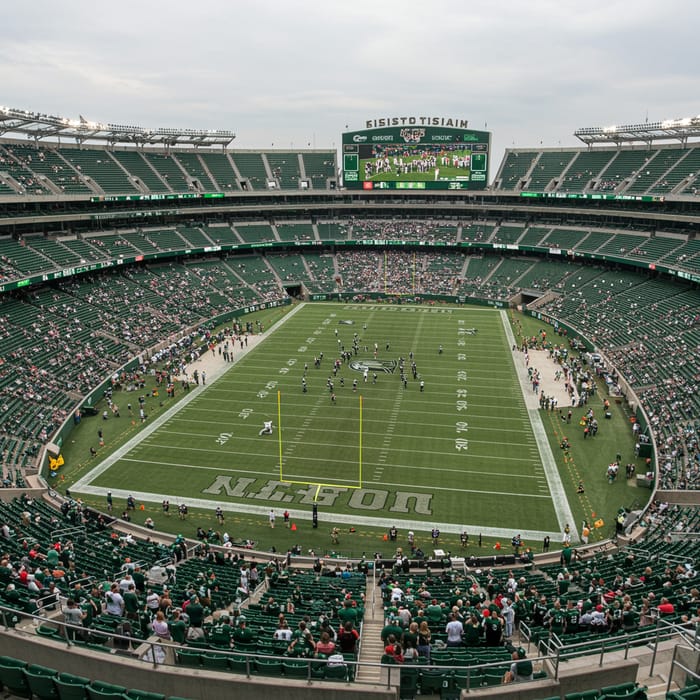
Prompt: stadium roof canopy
<box><xmin>0</xmin><ymin>106</ymin><xmax>235</xmax><ymax>148</ymax></box>
<box><xmin>575</xmin><ymin>116</ymin><xmax>700</xmax><ymax>147</ymax></box>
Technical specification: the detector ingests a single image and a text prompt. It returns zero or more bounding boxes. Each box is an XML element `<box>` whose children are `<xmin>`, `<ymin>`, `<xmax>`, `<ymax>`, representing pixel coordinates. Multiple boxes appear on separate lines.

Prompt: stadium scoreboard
<box><xmin>342</xmin><ymin>123</ymin><xmax>490</xmax><ymax>190</ymax></box>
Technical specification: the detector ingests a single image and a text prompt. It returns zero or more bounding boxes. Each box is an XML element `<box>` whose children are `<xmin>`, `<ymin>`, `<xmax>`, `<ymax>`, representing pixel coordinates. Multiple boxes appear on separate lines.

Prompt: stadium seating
<box><xmin>234</xmin><ymin>223</ymin><xmax>276</xmax><ymax>243</ymax></box>
<box><xmin>3</xmin><ymin>144</ymin><xmax>92</xmax><ymax>194</ymax></box>
<box><xmin>111</xmin><ymin>151</ymin><xmax>170</xmax><ymax>193</ymax></box>
<box><xmin>317</xmin><ymin>222</ymin><xmax>349</xmax><ymax>241</ymax></box>
<box><xmin>141</xmin><ymin>153</ymin><xmax>191</xmax><ymax>193</ymax></box>
<box><xmin>4</xmin><ymin>119</ymin><xmax>700</xmax><ymax>700</ymax></box>
<box><xmin>301</xmin><ymin>152</ymin><xmax>336</xmax><ymax>189</ymax></box>
<box><xmin>592</xmin><ymin>149</ymin><xmax>652</xmax><ymax>193</ymax></box>
<box><xmin>264</xmin><ymin>152</ymin><xmax>302</xmax><ymax>189</ymax></box>
<box><xmin>173</xmin><ymin>152</ymin><xmax>217</xmax><ymax>191</ymax></box>
<box><xmin>303</xmin><ymin>253</ymin><xmax>337</xmax><ymax>293</ymax></box>
<box><xmin>230</xmin><ymin>153</ymin><xmax>269</xmax><ymax>190</ymax></box>
<box><xmin>276</xmin><ymin>223</ymin><xmax>315</xmax><ymax>242</ymax></box>
<box><xmin>559</xmin><ymin>150</ymin><xmax>617</xmax><ymax>193</ymax></box>
<box><xmin>518</xmin><ymin>225</ymin><xmax>550</xmax><ymax>247</ymax></box>
<box><xmin>650</xmin><ymin>147</ymin><xmax>700</xmax><ymax>195</ymax></box>
<box><xmin>0</xmin><ymin>145</ymin><xmax>52</xmax><ymax>195</ymax></box>
<box><xmin>524</xmin><ymin>151</ymin><xmax>577</xmax><ymax>191</ymax></box>
<box><xmin>62</xmin><ymin>148</ymin><xmax>139</xmax><ymax>195</ymax></box>
<box><xmin>625</xmin><ymin>148</ymin><xmax>687</xmax><ymax>194</ymax></box>
<box><xmin>492</xmin><ymin>225</ymin><xmax>526</xmax><ymax>244</ymax></box>
<box><xmin>497</xmin><ymin>151</ymin><xmax>538</xmax><ymax>190</ymax></box>
<box><xmin>496</xmin><ymin>143</ymin><xmax>700</xmax><ymax>198</ymax></box>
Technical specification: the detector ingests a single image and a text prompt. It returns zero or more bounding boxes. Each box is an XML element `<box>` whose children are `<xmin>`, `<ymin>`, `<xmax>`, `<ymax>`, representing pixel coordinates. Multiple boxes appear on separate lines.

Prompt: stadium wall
<box><xmin>0</xmin><ymin>633</ymin><xmax>395</xmax><ymax>700</ymax></box>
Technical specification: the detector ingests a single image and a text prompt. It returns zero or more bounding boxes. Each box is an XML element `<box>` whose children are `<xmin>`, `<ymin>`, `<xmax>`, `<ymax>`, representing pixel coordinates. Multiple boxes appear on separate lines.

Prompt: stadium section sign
<box><xmin>342</xmin><ymin>124</ymin><xmax>490</xmax><ymax>190</ymax></box>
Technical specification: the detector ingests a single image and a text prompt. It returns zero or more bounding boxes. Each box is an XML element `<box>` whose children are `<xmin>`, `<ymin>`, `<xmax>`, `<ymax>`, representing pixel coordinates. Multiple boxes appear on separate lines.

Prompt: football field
<box><xmin>73</xmin><ymin>303</ymin><xmax>573</xmax><ymax>541</ymax></box>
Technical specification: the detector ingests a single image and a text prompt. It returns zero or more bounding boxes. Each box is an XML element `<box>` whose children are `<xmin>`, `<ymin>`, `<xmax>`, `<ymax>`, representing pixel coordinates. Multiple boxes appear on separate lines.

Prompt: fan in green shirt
<box><xmin>564</xmin><ymin>601</ymin><xmax>580</xmax><ymax>633</ymax></box>
<box><xmin>123</xmin><ymin>585</ymin><xmax>140</xmax><ymax>620</ymax></box>
<box><xmin>232</xmin><ymin>619</ymin><xmax>256</xmax><ymax>645</ymax></box>
<box><xmin>168</xmin><ymin>610</ymin><xmax>187</xmax><ymax>644</ymax></box>
<box><xmin>338</xmin><ymin>600</ymin><xmax>358</xmax><ymax>624</ymax></box>
<box><xmin>287</xmin><ymin>621</ymin><xmax>314</xmax><ymax>656</ymax></box>
<box><xmin>547</xmin><ymin>602</ymin><xmax>566</xmax><ymax>635</ymax></box>
<box><xmin>381</xmin><ymin>616</ymin><xmax>403</xmax><ymax>643</ymax></box>
<box><xmin>463</xmin><ymin>615</ymin><xmax>482</xmax><ymax>646</ymax></box>
<box><xmin>484</xmin><ymin>611</ymin><xmax>503</xmax><ymax>646</ymax></box>
<box><xmin>622</xmin><ymin>604</ymin><xmax>639</xmax><ymax>632</ymax></box>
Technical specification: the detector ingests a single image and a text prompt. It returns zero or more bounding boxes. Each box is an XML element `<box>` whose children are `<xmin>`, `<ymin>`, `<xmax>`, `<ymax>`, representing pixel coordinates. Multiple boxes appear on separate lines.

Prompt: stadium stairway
<box><xmin>355</xmin><ymin>576</ymin><xmax>384</xmax><ymax>685</ymax></box>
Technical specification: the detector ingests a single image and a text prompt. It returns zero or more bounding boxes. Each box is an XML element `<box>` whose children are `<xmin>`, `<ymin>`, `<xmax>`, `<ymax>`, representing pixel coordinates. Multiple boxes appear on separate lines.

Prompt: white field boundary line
<box><xmin>501</xmin><ymin>310</ymin><xmax>579</xmax><ymax>543</ymax></box>
<box><xmin>72</xmin><ymin>301</ymin><xmax>308</xmax><ymax>491</ymax></box>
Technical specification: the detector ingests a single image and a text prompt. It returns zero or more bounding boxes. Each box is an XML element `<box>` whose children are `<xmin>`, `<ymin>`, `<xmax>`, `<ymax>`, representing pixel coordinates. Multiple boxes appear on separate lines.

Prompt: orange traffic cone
<box><xmin>291</xmin><ymin>523</ymin><xmax>297</xmax><ymax>531</ymax></box>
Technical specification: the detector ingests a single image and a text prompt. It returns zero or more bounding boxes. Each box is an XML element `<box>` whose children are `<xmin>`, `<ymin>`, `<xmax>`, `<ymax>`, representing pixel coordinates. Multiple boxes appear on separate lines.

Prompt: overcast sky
<box><xmin>1</xmin><ymin>0</ymin><xmax>698</xmax><ymax>168</ymax></box>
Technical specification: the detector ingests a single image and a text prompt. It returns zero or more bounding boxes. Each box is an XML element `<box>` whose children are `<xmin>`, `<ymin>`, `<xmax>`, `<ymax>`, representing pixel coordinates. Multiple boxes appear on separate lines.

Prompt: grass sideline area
<box><xmin>58</xmin><ymin>303</ymin><xmax>648</xmax><ymax>559</ymax></box>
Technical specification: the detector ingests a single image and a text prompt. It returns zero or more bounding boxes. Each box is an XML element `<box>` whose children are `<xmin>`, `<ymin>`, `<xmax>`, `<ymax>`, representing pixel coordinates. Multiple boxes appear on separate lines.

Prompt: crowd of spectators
<box><xmin>0</xmin><ymin>227</ymin><xmax>698</xmax><ymax>493</ymax></box>
<box><xmin>0</xmin><ymin>261</ymin><xmax>288</xmax><ymax>481</ymax></box>
<box><xmin>0</xmin><ymin>489</ymin><xmax>369</xmax><ymax>669</ymax></box>
<box><xmin>541</xmin><ymin>273</ymin><xmax>700</xmax><ymax>490</ymax></box>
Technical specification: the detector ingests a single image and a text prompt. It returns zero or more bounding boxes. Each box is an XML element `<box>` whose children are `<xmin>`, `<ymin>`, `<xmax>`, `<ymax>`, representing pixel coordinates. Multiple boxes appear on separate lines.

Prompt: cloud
<box><xmin>0</xmin><ymin>0</ymin><xmax>698</xmax><ymax>162</ymax></box>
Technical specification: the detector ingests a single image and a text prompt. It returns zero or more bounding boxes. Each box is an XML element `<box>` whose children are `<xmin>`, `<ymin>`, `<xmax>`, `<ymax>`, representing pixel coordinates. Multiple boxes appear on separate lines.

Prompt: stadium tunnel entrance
<box><xmin>284</xmin><ymin>283</ymin><xmax>304</xmax><ymax>300</ymax></box>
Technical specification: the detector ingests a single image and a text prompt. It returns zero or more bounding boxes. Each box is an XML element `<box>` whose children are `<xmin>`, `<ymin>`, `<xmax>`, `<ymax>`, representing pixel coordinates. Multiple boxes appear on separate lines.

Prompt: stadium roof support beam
<box><xmin>0</xmin><ymin>106</ymin><xmax>235</xmax><ymax>149</ymax></box>
<box><xmin>574</xmin><ymin>116</ymin><xmax>700</xmax><ymax>148</ymax></box>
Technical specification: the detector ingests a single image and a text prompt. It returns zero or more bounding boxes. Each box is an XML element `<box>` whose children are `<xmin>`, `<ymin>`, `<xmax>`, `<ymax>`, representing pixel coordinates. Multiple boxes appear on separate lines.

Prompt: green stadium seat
<box><xmin>55</xmin><ymin>673</ymin><xmax>90</xmax><ymax>700</ymax></box>
<box><xmin>0</xmin><ymin>656</ymin><xmax>30</xmax><ymax>698</ymax></box>
<box><xmin>282</xmin><ymin>659</ymin><xmax>310</xmax><ymax>679</ymax></box>
<box><xmin>23</xmin><ymin>664</ymin><xmax>59</xmax><ymax>700</ymax></box>
<box><xmin>599</xmin><ymin>683</ymin><xmax>647</xmax><ymax>700</ymax></box>
<box><xmin>323</xmin><ymin>663</ymin><xmax>348</xmax><ymax>682</ymax></box>
<box><xmin>420</xmin><ymin>668</ymin><xmax>453</xmax><ymax>695</ymax></box>
<box><xmin>86</xmin><ymin>680</ymin><xmax>128</xmax><ymax>700</ymax></box>
<box><xmin>37</xmin><ymin>624</ymin><xmax>62</xmax><ymax>639</ymax></box>
<box><xmin>229</xmin><ymin>654</ymin><xmax>252</xmax><ymax>675</ymax></box>
<box><xmin>200</xmin><ymin>653</ymin><xmax>231</xmax><ymax>671</ymax></box>
<box><xmin>564</xmin><ymin>692</ymin><xmax>602</xmax><ymax>700</ymax></box>
<box><xmin>175</xmin><ymin>648</ymin><xmax>201</xmax><ymax>667</ymax></box>
<box><xmin>253</xmin><ymin>657</ymin><xmax>282</xmax><ymax>676</ymax></box>
<box><xmin>125</xmin><ymin>691</ymin><xmax>166</xmax><ymax>700</ymax></box>
<box><xmin>399</xmin><ymin>667</ymin><xmax>419</xmax><ymax>699</ymax></box>
<box><xmin>482</xmin><ymin>671</ymin><xmax>504</xmax><ymax>687</ymax></box>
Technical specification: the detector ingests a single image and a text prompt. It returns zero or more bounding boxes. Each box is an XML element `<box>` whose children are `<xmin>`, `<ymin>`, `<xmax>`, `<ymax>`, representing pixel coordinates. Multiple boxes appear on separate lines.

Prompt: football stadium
<box><xmin>0</xmin><ymin>100</ymin><xmax>699</xmax><ymax>700</ymax></box>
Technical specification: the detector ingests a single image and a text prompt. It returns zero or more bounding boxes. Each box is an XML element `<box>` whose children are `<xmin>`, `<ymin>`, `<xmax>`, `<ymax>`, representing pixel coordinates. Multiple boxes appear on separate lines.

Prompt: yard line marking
<box><xmin>72</xmin><ymin>301</ymin><xmax>308</xmax><ymax>491</ymax></box>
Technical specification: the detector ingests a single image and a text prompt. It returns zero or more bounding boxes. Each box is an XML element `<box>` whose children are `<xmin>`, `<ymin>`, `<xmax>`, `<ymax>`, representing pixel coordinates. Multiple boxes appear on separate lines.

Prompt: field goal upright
<box><xmin>277</xmin><ymin>391</ymin><xmax>364</xmax><ymax>495</ymax></box>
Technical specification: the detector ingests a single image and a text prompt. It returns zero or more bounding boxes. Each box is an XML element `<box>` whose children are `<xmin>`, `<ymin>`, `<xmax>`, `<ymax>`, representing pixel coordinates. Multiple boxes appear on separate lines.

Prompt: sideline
<box><xmin>501</xmin><ymin>310</ymin><xmax>579</xmax><ymax>543</ymax></box>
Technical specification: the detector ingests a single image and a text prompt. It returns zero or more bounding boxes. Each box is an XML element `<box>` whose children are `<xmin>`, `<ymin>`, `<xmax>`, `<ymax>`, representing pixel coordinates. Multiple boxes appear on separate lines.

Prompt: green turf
<box><xmin>60</xmin><ymin>303</ymin><xmax>648</xmax><ymax>557</ymax></box>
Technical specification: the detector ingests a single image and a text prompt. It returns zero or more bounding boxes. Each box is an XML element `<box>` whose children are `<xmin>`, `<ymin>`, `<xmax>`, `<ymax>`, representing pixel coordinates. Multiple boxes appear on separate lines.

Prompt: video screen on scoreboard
<box><xmin>342</xmin><ymin>125</ymin><xmax>489</xmax><ymax>190</ymax></box>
